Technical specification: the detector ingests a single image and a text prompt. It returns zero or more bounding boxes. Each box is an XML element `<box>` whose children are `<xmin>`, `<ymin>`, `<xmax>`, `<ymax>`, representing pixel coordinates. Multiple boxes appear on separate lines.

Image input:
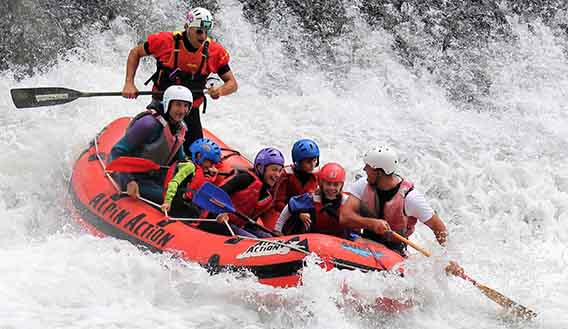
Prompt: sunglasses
<box><xmin>195</xmin><ymin>20</ymin><xmax>213</xmax><ymax>34</ymax></box>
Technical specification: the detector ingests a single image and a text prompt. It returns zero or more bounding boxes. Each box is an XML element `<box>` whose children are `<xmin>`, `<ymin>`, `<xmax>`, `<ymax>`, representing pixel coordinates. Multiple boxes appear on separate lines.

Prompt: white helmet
<box><xmin>185</xmin><ymin>7</ymin><xmax>214</xmax><ymax>31</ymax></box>
<box><xmin>363</xmin><ymin>146</ymin><xmax>399</xmax><ymax>175</ymax></box>
<box><xmin>162</xmin><ymin>85</ymin><xmax>192</xmax><ymax>113</ymax></box>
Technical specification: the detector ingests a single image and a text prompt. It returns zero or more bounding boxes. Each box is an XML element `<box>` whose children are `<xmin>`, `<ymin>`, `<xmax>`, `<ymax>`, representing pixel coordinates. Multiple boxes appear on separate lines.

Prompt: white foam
<box><xmin>0</xmin><ymin>0</ymin><xmax>566</xmax><ymax>327</ymax></box>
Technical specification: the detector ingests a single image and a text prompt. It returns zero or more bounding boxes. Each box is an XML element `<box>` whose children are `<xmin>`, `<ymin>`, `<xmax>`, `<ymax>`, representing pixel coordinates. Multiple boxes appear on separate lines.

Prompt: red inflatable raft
<box><xmin>68</xmin><ymin>117</ymin><xmax>407</xmax><ymax>291</ymax></box>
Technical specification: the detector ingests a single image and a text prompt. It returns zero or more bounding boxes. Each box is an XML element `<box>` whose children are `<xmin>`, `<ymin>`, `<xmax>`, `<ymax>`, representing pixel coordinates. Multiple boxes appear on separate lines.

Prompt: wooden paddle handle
<box><xmin>389</xmin><ymin>231</ymin><xmax>537</xmax><ymax>318</ymax></box>
<box><xmin>390</xmin><ymin>231</ymin><xmax>433</xmax><ymax>257</ymax></box>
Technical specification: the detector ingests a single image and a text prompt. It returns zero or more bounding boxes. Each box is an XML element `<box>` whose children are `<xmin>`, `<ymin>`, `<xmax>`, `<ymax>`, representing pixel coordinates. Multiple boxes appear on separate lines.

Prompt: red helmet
<box><xmin>319</xmin><ymin>162</ymin><xmax>346</xmax><ymax>183</ymax></box>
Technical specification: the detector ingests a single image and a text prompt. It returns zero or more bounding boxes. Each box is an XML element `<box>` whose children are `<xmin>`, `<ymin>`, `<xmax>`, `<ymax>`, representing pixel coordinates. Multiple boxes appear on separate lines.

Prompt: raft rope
<box><xmin>93</xmin><ymin>132</ymin><xmax>167</xmax><ymax>210</ymax></box>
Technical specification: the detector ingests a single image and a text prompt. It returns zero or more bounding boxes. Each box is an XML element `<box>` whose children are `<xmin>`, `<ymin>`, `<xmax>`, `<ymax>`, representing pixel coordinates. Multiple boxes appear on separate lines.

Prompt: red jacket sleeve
<box><xmin>146</xmin><ymin>32</ymin><xmax>175</xmax><ymax>63</ymax></box>
<box><xmin>206</xmin><ymin>41</ymin><xmax>231</xmax><ymax>73</ymax></box>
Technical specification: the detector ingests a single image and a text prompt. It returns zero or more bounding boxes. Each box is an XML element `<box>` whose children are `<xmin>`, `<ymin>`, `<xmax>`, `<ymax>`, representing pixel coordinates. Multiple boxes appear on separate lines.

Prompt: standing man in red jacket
<box><xmin>122</xmin><ymin>7</ymin><xmax>238</xmax><ymax>149</ymax></box>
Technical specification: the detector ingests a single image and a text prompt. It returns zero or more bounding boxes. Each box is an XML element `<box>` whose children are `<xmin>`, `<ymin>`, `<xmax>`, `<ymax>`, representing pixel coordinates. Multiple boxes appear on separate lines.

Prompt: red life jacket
<box><xmin>183</xmin><ymin>166</ymin><xmax>218</xmax><ymax>199</ymax></box>
<box><xmin>273</xmin><ymin>165</ymin><xmax>319</xmax><ymax>211</ymax></box>
<box><xmin>220</xmin><ymin>170</ymin><xmax>273</xmax><ymax>227</ymax></box>
<box><xmin>162</xmin><ymin>163</ymin><xmax>218</xmax><ymax>199</ymax></box>
<box><xmin>311</xmin><ymin>192</ymin><xmax>350</xmax><ymax>238</ymax></box>
<box><xmin>148</xmin><ymin>32</ymin><xmax>221</xmax><ymax>109</ymax></box>
<box><xmin>127</xmin><ymin>110</ymin><xmax>186</xmax><ymax>165</ymax></box>
<box><xmin>360</xmin><ymin>179</ymin><xmax>418</xmax><ymax>237</ymax></box>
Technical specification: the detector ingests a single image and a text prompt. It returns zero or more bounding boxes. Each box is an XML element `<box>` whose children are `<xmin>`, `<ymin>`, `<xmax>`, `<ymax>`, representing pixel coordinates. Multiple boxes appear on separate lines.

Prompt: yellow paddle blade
<box><xmin>475</xmin><ymin>283</ymin><xmax>537</xmax><ymax>319</ymax></box>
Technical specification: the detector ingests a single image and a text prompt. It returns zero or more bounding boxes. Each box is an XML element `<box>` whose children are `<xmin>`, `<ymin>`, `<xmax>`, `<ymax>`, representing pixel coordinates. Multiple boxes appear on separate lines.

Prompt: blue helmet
<box><xmin>291</xmin><ymin>139</ymin><xmax>320</xmax><ymax>167</ymax></box>
<box><xmin>254</xmin><ymin>147</ymin><xmax>285</xmax><ymax>177</ymax></box>
<box><xmin>189</xmin><ymin>138</ymin><xmax>222</xmax><ymax>165</ymax></box>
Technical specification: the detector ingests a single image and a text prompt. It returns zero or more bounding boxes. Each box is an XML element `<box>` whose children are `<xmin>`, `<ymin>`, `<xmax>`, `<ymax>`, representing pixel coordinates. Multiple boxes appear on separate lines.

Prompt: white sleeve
<box><xmin>404</xmin><ymin>189</ymin><xmax>435</xmax><ymax>223</ymax></box>
<box><xmin>274</xmin><ymin>205</ymin><xmax>292</xmax><ymax>233</ymax></box>
<box><xmin>345</xmin><ymin>176</ymin><xmax>367</xmax><ymax>199</ymax></box>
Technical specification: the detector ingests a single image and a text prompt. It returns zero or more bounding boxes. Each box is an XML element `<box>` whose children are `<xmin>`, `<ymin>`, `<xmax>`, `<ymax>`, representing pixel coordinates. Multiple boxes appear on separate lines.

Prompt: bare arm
<box><xmin>423</xmin><ymin>213</ymin><xmax>448</xmax><ymax>246</ymax></box>
<box><xmin>339</xmin><ymin>195</ymin><xmax>390</xmax><ymax>235</ymax></box>
<box><xmin>122</xmin><ymin>44</ymin><xmax>149</xmax><ymax>98</ymax></box>
<box><xmin>423</xmin><ymin>213</ymin><xmax>464</xmax><ymax>276</ymax></box>
<box><xmin>208</xmin><ymin>70</ymin><xmax>238</xmax><ymax>99</ymax></box>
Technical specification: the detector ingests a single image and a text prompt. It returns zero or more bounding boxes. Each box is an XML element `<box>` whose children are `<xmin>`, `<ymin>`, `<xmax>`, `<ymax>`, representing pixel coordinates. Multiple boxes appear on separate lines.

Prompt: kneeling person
<box><xmin>109</xmin><ymin>85</ymin><xmax>191</xmax><ymax>203</ymax></box>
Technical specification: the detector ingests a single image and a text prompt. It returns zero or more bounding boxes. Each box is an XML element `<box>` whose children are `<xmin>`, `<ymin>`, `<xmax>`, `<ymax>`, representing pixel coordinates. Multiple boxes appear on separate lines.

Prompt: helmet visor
<box><xmin>188</xmin><ymin>19</ymin><xmax>213</xmax><ymax>32</ymax></box>
<box><xmin>200</xmin><ymin>20</ymin><xmax>213</xmax><ymax>30</ymax></box>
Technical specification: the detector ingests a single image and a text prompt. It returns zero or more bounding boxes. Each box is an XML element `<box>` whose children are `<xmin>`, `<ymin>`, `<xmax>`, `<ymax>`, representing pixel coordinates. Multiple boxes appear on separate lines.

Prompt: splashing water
<box><xmin>1</xmin><ymin>0</ymin><xmax>567</xmax><ymax>328</ymax></box>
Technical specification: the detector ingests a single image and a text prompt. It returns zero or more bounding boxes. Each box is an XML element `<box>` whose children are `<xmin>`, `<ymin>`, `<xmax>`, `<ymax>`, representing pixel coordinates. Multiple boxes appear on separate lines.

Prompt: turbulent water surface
<box><xmin>1</xmin><ymin>0</ymin><xmax>567</xmax><ymax>328</ymax></box>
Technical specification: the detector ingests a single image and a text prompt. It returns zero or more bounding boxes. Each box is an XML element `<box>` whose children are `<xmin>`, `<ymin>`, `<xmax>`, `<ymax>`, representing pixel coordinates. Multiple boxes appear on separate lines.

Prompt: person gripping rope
<box><xmin>160</xmin><ymin>138</ymin><xmax>223</xmax><ymax>218</ymax></box>
<box><xmin>110</xmin><ymin>85</ymin><xmax>192</xmax><ymax>203</ymax></box>
<box><xmin>122</xmin><ymin>7</ymin><xmax>238</xmax><ymax>148</ymax></box>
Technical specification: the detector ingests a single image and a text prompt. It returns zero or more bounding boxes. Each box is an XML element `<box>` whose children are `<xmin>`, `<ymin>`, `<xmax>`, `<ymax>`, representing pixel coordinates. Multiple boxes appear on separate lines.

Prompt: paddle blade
<box><xmin>106</xmin><ymin>157</ymin><xmax>161</xmax><ymax>173</ymax></box>
<box><xmin>193</xmin><ymin>182</ymin><xmax>236</xmax><ymax>214</ymax></box>
<box><xmin>11</xmin><ymin>87</ymin><xmax>82</xmax><ymax>108</ymax></box>
<box><xmin>475</xmin><ymin>283</ymin><xmax>537</xmax><ymax>319</ymax></box>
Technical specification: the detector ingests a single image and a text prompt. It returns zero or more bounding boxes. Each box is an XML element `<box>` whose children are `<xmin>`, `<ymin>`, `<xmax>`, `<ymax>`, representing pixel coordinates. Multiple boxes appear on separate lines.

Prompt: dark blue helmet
<box><xmin>291</xmin><ymin>139</ymin><xmax>320</xmax><ymax>167</ymax></box>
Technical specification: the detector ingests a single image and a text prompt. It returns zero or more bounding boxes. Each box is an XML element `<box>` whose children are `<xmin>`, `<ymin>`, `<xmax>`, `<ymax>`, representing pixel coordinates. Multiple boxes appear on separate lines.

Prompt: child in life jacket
<box><xmin>160</xmin><ymin>138</ymin><xmax>222</xmax><ymax>217</ymax></box>
<box><xmin>214</xmin><ymin>147</ymin><xmax>285</xmax><ymax>238</ymax></box>
<box><xmin>264</xmin><ymin>139</ymin><xmax>320</xmax><ymax>229</ymax></box>
<box><xmin>274</xmin><ymin>162</ymin><xmax>352</xmax><ymax>239</ymax></box>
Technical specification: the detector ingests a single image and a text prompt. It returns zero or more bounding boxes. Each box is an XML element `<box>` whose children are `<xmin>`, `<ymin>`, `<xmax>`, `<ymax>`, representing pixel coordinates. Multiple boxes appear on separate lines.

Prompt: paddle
<box><xmin>106</xmin><ymin>157</ymin><xmax>234</xmax><ymax>176</ymax></box>
<box><xmin>390</xmin><ymin>231</ymin><xmax>537</xmax><ymax>319</ymax></box>
<box><xmin>10</xmin><ymin>87</ymin><xmax>155</xmax><ymax>109</ymax></box>
<box><xmin>168</xmin><ymin>217</ymin><xmax>217</xmax><ymax>222</ymax></box>
<box><xmin>10</xmin><ymin>87</ymin><xmax>208</xmax><ymax>109</ymax></box>
<box><xmin>106</xmin><ymin>157</ymin><xmax>167</xmax><ymax>173</ymax></box>
<box><xmin>193</xmin><ymin>182</ymin><xmax>278</xmax><ymax>237</ymax></box>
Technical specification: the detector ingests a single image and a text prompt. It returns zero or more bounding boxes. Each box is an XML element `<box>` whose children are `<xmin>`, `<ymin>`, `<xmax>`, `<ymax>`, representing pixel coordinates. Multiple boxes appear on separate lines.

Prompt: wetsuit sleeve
<box><xmin>109</xmin><ymin>116</ymin><xmax>161</xmax><ymax>183</ymax></box>
<box><xmin>164</xmin><ymin>162</ymin><xmax>196</xmax><ymax>204</ymax></box>
<box><xmin>110</xmin><ymin>116</ymin><xmax>161</xmax><ymax>161</ymax></box>
<box><xmin>220</xmin><ymin>171</ymin><xmax>255</xmax><ymax>195</ymax></box>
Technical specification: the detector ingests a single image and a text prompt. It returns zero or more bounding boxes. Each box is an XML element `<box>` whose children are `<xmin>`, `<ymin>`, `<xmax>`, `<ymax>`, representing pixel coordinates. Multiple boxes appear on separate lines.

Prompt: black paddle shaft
<box><xmin>10</xmin><ymin>87</ymin><xmax>155</xmax><ymax>109</ymax></box>
<box><xmin>235</xmin><ymin>211</ymin><xmax>279</xmax><ymax>237</ymax></box>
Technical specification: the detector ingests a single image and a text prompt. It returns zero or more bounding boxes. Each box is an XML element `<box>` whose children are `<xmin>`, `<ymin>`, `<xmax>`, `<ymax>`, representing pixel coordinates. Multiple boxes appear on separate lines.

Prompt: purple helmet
<box><xmin>254</xmin><ymin>147</ymin><xmax>285</xmax><ymax>176</ymax></box>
